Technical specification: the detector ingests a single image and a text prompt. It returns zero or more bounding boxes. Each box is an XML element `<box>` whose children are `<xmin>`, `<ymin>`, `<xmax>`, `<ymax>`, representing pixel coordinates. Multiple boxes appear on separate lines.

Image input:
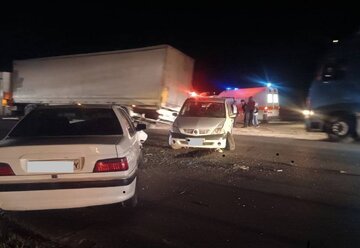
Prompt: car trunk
<box><xmin>0</xmin><ymin>136</ymin><xmax>122</xmax><ymax>176</ymax></box>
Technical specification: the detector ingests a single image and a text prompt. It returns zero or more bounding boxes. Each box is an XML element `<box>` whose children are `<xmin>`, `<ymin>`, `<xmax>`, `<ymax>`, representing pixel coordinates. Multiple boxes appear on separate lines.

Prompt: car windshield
<box><xmin>8</xmin><ymin>108</ymin><xmax>123</xmax><ymax>137</ymax></box>
<box><xmin>180</xmin><ymin>101</ymin><xmax>225</xmax><ymax>118</ymax></box>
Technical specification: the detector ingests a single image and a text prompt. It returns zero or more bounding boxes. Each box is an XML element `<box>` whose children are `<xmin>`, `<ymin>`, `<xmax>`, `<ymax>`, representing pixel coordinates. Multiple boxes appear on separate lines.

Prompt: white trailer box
<box><xmin>11</xmin><ymin>45</ymin><xmax>194</xmax><ymax>121</ymax></box>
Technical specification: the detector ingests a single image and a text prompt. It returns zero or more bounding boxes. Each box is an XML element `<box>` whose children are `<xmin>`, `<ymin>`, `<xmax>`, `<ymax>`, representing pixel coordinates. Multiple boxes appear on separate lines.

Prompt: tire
<box><xmin>122</xmin><ymin>192</ymin><xmax>138</xmax><ymax>208</ymax></box>
<box><xmin>122</xmin><ymin>177</ymin><xmax>138</xmax><ymax>208</ymax></box>
<box><xmin>225</xmin><ymin>133</ymin><xmax>236</xmax><ymax>151</ymax></box>
<box><xmin>327</xmin><ymin>116</ymin><xmax>355</xmax><ymax>143</ymax></box>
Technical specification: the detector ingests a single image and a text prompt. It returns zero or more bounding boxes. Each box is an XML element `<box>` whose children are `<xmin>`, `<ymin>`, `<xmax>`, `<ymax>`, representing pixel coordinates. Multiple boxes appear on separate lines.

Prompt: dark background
<box><xmin>1</xmin><ymin>5</ymin><xmax>359</xmax><ymax>109</ymax></box>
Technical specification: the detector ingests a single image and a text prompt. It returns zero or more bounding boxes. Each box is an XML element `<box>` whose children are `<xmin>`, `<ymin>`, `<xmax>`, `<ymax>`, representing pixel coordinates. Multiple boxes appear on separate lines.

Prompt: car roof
<box><xmin>34</xmin><ymin>104</ymin><xmax>124</xmax><ymax>110</ymax></box>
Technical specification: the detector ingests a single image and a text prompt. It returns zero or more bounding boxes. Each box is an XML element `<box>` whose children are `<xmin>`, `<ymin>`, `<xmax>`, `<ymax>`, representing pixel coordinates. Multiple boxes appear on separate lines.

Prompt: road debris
<box><xmin>233</xmin><ymin>164</ymin><xmax>250</xmax><ymax>171</ymax></box>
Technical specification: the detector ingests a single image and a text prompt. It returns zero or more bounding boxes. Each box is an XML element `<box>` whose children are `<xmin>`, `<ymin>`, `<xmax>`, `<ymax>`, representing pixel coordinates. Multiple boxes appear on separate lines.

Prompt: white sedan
<box><xmin>0</xmin><ymin>105</ymin><xmax>147</xmax><ymax>211</ymax></box>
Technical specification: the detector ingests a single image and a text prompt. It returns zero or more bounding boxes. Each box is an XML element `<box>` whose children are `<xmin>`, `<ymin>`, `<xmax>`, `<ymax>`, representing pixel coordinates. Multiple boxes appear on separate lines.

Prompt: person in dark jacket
<box><xmin>246</xmin><ymin>96</ymin><xmax>256</xmax><ymax>127</ymax></box>
<box><xmin>240</xmin><ymin>99</ymin><xmax>248</xmax><ymax>127</ymax></box>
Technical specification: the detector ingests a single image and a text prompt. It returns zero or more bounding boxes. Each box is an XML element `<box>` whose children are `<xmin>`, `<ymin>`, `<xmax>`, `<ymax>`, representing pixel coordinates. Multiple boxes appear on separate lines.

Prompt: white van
<box><xmin>169</xmin><ymin>97</ymin><xmax>237</xmax><ymax>150</ymax></box>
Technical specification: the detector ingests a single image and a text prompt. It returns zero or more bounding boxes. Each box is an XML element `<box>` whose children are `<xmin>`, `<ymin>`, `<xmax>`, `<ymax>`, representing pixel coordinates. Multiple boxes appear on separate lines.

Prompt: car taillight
<box><xmin>0</xmin><ymin>163</ymin><xmax>15</xmax><ymax>176</ymax></box>
<box><xmin>93</xmin><ymin>158</ymin><xmax>129</xmax><ymax>173</ymax></box>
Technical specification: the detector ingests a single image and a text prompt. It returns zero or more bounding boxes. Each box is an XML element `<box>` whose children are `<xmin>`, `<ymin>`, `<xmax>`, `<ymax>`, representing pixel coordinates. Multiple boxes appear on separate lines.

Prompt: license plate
<box><xmin>27</xmin><ymin>161</ymin><xmax>74</xmax><ymax>173</ymax></box>
<box><xmin>188</xmin><ymin>138</ymin><xmax>204</xmax><ymax>146</ymax></box>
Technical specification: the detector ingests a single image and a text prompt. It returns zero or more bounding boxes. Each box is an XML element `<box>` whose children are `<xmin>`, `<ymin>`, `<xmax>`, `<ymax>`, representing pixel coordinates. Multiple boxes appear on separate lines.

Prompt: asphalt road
<box><xmin>3</xmin><ymin>128</ymin><xmax>360</xmax><ymax>248</ymax></box>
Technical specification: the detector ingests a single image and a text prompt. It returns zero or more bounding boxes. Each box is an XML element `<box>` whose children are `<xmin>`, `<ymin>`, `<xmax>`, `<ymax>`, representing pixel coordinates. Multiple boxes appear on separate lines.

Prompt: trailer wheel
<box><xmin>327</xmin><ymin>116</ymin><xmax>356</xmax><ymax>143</ymax></box>
<box><xmin>225</xmin><ymin>133</ymin><xmax>236</xmax><ymax>151</ymax></box>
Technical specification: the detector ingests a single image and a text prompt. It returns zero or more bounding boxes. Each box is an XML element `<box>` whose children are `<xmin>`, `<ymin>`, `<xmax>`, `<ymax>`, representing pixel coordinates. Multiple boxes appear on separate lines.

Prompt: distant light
<box><xmin>226</xmin><ymin>87</ymin><xmax>232</xmax><ymax>91</ymax></box>
<box><xmin>267</xmin><ymin>83</ymin><xmax>272</xmax><ymax>87</ymax></box>
<box><xmin>77</xmin><ymin>103</ymin><xmax>82</xmax><ymax>106</ymax></box>
<box><xmin>234</xmin><ymin>88</ymin><xmax>239</xmax><ymax>90</ymax></box>
<box><xmin>332</xmin><ymin>40</ymin><xmax>339</xmax><ymax>43</ymax></box>
<box><xmin>132</xmin><ymin>105</ymin><xmax>136</xmax><ymax>108</ymax></box>
<box><xmin>189</xmin><ymin>91</ymin><xmax>198</xmax><ymax>97</ymax></box>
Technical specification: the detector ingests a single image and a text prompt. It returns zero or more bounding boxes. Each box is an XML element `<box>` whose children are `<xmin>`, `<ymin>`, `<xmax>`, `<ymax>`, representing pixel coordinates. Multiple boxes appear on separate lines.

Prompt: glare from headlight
<box><xmin>302</xmin><ymin>110</ymin><xmax>314</xmax><ymax>116</ymax></box>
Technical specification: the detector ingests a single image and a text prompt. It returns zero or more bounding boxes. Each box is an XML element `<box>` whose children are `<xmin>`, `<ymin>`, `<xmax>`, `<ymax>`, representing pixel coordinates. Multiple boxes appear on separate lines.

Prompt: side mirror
<box><xmin>135</xmin><ymin>123</ymin><xmax>146</xmax><ymax>131</ymax></box>
<box><xmin>137</xmin><ymin>130</ymin><xmax>148</xmax><ymax>144</ymax></box>
<box><xmin>172</xmin><ymin>112</ymin><xmax>178</xmax><ymax>117</ymax></box>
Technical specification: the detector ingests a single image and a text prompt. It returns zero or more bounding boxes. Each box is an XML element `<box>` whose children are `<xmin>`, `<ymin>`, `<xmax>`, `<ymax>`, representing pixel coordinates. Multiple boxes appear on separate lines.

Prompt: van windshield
<box><xmin>180</xmin><ymin>101</ymin><xmax>226</xmax><ymax>118</ymax></box>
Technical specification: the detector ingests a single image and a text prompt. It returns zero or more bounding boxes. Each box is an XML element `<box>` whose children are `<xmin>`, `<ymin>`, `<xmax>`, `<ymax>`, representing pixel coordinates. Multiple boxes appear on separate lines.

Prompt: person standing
<box><xmin>247</xmin><ymin>96</ymin><xmax>255</xmax><ymax>127</ymax></box>
<box><xmin>240</xmin><ymin>99</ymin><xmax>248</xmax><ymax>127</ymax></box>
<box><xmin>253</xmin><ymin>102</ymin><xmax>260</xmax><ymax>127</ymax></box>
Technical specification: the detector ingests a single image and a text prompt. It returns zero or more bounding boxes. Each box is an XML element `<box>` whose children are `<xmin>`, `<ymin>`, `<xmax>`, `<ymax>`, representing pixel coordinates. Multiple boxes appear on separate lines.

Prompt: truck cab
<box><xmin>305</xmin><ymin>35</ymin><xmax>360</xmax><ymax>142</ymax></box>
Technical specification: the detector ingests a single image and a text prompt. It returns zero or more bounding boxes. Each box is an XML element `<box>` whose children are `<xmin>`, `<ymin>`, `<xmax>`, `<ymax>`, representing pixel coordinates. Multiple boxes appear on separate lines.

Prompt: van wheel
<box><xmin>327</xmin><ymin>116</ymin><xmax>355</xmax><ymax>143</ymax></box>
<box><xmin>225</xmin><ymin>133</ymin><xmax>236</xmax><ymax>151</ymax></box>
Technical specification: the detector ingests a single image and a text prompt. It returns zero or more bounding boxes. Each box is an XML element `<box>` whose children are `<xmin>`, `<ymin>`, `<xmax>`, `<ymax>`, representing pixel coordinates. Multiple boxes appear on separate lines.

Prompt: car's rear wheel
<box><xmin>225</xmin><ymin>133</ymin><xmax>235</xmax><ymax>151</ymax></box>
<box><xmin>122</xmin><ymin>192</ymin><xmax>138</xmax><ymax>208</ymax></box>
<box><xmin>122</xmin><ymin>177</ymin><xmax>138</xmax><ymax>208</ymax></box>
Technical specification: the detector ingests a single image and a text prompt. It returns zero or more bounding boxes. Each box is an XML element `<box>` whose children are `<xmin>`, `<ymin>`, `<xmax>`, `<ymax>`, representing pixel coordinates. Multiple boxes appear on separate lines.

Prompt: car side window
<box><xmin>118</xmin><ymin>108</ymin><xmax>136</xmax><ymax>137</ymax></box>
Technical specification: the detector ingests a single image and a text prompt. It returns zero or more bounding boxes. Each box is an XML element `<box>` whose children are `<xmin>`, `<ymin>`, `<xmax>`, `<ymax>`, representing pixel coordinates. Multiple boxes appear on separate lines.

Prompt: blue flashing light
<box><xmin>267</xmin><ymin>82</ymin><xmax>272</xmax><ymax>87</ymax></box>
<box><xmin>234</xmin><ymin>88</ymin><xmax>239</xmax><ymax>90</ymax></box>
<box><xmin>226</xmin><ymin>87</ymin><xmax>232</xmax><ymax>90</ymax></box>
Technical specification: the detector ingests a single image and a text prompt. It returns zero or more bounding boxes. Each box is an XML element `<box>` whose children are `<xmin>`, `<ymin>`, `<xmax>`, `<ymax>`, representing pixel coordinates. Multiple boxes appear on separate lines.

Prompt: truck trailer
<box><xmin>1</xmin><ymin>45</ymin><xmax>194</xmax><ymax>122</ymax></box>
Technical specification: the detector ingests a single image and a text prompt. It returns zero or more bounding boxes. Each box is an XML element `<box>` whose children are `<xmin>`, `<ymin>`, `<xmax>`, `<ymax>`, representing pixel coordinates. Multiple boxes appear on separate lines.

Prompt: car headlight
<box><xmin>212</xmin><ymin>123</ymin><xmax>225</xmax><ymax>134</ymax></box>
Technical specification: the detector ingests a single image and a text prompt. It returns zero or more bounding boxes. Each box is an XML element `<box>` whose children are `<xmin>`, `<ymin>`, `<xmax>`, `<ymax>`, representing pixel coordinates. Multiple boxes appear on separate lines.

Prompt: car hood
<box><xmin>175</xmin><ymin>117</ymin><xmax>225</xmax><ymax>130</ymax></box>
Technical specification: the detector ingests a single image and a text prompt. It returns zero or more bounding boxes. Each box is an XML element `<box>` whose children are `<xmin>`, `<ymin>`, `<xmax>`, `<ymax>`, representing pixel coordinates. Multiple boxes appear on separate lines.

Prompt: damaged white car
<box><xmin>169</xmin><ymin>97</ymin><xmax>237</xmax><ymax>150</ymax></box>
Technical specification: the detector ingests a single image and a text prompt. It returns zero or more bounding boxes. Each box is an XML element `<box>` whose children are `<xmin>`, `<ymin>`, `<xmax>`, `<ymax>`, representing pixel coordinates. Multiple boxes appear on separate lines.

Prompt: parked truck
<box><xmin>0</xmin><ymin>45</ymin><xmax>194</xmax><ymax>122</ymax></box>
<box><xmin>304</xmin><ymin>35</ymin><xmax>360</xmax><ymax>142</ymax></box>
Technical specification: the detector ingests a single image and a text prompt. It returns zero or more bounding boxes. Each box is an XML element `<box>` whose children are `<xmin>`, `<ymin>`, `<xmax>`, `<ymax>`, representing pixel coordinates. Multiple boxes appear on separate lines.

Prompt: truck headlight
<box><xmin>302</xmin><ymin>110</ymin><xmax>314</xmax><ymax>117</ymax></box>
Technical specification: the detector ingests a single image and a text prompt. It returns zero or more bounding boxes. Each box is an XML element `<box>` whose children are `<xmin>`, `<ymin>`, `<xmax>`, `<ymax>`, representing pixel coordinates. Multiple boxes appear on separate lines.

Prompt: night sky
<box><xmin>1</xmin><ymin>6</ymin><xmax>359</xmax><ymax>106</ymax></box>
